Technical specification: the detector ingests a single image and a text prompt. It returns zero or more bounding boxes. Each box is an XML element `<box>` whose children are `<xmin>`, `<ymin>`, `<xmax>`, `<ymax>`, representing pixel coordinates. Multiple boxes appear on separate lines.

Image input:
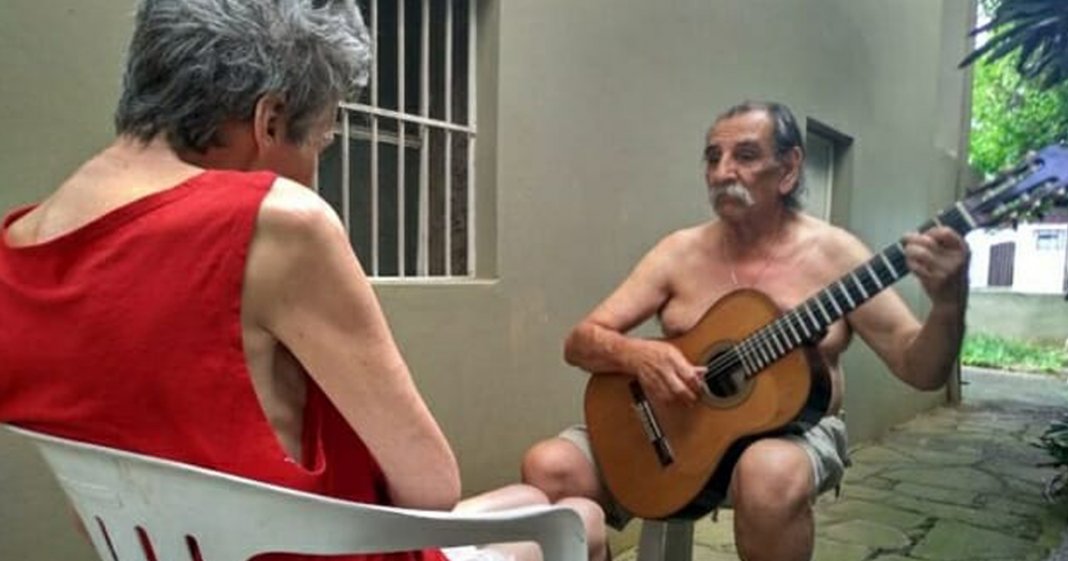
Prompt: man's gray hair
<box><xmin>115</xmin><ymin>0</ymin><xmax>371</xmax><ymax>152</ymax></box>
<box><xmin>714</xmin><ymin>101</ymin><xmax>806</xmax><ymax>209</ymax></box>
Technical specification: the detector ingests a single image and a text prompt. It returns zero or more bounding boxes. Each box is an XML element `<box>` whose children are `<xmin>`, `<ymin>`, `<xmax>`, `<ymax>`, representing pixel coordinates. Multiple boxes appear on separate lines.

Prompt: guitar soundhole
<box><xmin>704</xmin><ymin>349</ymin><xmax>748</xmax><ymax>399</ymax></box>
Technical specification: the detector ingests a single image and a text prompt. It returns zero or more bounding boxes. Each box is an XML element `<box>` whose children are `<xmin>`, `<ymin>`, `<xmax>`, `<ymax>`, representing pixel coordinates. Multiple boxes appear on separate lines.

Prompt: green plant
<box><xmin>1034</xmin><ymin>414</ymin><xmax>1068</xmax><ymax>501</ymax></box>
<box><xmin>969</xmin><ymin>54</ymin><xmax>1068</xmax><ymax>176</ymax></box>
<box><xmin>960</xmin><ymin>0</ymin><xmax>1068</xmax><ymax>217</ymax></box>
<box><xmin>961</xmin><ymin>0</ymin><xmax>1068</xmax><ymax>90</ymax></box>
<box><xmin>961</xmin><ymin>332</ymin><xmax>1068</xmax><ymax>373</ymax></box>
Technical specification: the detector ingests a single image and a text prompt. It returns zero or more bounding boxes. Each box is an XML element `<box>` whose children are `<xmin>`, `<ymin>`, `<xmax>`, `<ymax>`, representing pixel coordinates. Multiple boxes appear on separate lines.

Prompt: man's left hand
<box><xmin>902</xmin><ymin>227</ymin><xmax>970</xmax><ymax>306</ymax></box>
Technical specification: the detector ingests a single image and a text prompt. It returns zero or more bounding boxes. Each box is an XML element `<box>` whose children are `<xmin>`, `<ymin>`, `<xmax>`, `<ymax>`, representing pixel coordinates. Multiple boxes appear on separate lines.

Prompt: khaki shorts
<box><xmin>559</xmin><ymin>415</ymin><xmax>850</xmax><ymax>529</ymax></box>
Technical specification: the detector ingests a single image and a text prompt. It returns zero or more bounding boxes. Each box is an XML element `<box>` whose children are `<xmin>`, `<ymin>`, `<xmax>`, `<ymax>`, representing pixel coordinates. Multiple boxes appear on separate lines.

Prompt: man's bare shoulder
<box><xmin>652</xmin><ymin>222</ymin><xmax>717</xmax><ymax>258</ymax></box>
<box><xmin>795</xmin><ymin>214</ymin><xmax>871</xmax><ymax>267</ymax></box>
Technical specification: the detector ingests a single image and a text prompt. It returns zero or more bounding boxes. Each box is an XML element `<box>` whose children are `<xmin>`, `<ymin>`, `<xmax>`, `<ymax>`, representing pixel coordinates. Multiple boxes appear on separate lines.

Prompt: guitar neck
<box><xmin>734</xmin><ymin>202</ymin><xmax>976</xmax><ymax>377</ymax></box>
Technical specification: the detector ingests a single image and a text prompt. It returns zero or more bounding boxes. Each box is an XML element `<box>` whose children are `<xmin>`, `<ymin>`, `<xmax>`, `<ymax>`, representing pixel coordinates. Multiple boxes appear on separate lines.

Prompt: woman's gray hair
<box><xmin>115</xmin><ymin>0</ymin><xmax>371</xmax><ymax>152</ymax></box>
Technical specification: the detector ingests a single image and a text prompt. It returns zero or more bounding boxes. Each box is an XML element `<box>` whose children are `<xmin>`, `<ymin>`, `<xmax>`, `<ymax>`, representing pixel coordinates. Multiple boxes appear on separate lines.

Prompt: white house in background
<box><xmin>967</xmin><ymin>222</ymin><xmax>1068</xmax><ymax>294</ymax></box>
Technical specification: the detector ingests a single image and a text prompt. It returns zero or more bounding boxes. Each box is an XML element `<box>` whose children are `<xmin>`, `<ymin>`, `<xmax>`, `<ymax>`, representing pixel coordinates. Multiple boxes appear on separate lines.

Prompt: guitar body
<box><xmin>584</xmin><ymin>288</ymin><xmax>832</xmax><ymax>520</ymax></box>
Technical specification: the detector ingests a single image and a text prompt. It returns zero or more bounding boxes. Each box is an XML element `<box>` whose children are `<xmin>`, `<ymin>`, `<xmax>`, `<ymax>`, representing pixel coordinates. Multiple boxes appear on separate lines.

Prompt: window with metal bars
<box><xmin>317</xmin><ymin>0</ymin><xmax>477</xmax><ymax>278</ymax></box>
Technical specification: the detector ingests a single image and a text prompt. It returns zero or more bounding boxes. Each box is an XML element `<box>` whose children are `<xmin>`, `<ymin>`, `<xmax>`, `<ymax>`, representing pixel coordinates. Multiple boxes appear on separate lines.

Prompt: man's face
<box><xmin>703</xmin><ymin>111</ymin><xmax>793</xmax><ymax>219</ymax></box>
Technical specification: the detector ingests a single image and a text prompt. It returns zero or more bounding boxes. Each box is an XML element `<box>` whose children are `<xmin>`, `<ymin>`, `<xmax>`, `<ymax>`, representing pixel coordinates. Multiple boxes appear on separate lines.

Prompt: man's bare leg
<box><xmin>521</xmin><ymin>437</ymin><xmax>604</xmax><ymax>503</ymax></box>
<box><xmin>730</xmin><ymin>439</ymin><xmax>816</xmax><ymax>561</ymax></box>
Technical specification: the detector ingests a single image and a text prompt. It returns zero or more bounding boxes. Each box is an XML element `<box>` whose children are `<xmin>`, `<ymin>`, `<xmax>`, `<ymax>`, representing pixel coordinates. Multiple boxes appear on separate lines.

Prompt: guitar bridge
<box><xmin>629</xmin><ymin>382</ymin><xmax>674</xmax><ymax>467</ymax></box>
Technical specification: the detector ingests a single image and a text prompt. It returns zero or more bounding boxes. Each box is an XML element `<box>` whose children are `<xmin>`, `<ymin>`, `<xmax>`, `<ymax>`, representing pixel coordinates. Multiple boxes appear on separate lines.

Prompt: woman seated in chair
<box><xmin>0</xmin><ymin>1</ymin><xmax>606</xmax><ymax>560</ymax></box>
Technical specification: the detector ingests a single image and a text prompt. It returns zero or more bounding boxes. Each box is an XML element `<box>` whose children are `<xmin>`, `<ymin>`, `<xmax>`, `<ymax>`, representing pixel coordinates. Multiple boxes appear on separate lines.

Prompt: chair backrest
<box><xmin>5</xmin><ymin>425</ymin><xmax>587</xmax><ymax>560</ymax></box>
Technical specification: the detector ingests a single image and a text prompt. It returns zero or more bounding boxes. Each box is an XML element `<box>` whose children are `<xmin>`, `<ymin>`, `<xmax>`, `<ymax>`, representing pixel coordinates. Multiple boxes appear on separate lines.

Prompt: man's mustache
<box><xmin>709</xmin><ymin>183</ymin><xmax>755</xmax><ymax>207</ymax></box>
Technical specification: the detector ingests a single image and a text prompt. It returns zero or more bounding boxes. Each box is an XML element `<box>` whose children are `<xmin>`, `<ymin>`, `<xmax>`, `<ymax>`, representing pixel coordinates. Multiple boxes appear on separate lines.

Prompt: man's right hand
<box><xmin>624</xmin><ymin>339</ymin><xmax>707</xmax><ymax>404</ymax></box>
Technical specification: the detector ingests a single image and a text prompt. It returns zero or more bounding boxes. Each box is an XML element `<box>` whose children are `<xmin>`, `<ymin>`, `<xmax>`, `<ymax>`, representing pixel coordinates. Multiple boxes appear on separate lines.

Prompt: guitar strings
<box><xmin>701</xmin><ymin>190</ymin><xmax>993</xmax><ymax>390</ymax></box>
<box><xmin>700</xmin><ymin>248</ymin><xmax>910</xmax><ymax>387</ymax></box>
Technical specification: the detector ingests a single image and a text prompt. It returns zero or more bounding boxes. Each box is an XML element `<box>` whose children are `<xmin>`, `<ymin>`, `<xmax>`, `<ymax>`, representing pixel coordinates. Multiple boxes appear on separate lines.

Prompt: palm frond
<box><xmin>960</xmin><ymin>0</ymin><xmax>1068</xmax><ymax>90</ymax></box>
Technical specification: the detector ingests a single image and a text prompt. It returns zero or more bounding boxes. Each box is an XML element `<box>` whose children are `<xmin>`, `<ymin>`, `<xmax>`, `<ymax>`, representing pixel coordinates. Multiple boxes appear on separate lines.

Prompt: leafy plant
<box><xmin>961</xmin><ymin>0</ymin><xmax>1068</xmax><ymax>90</ymax></box>
<box><xmin>1034</xmin><ymin>415</ymin><xmax>1068</xmax><ymax>501</ymax></box>
<box><xmin>969</xmin><ymin>54</ymin><xmax>1068</xmax><ymax>176</ymax></box>
<box><xmin>961</xmin><ymin>0</ymin><xmax>1068</xmax><ymax>218</ymax></box>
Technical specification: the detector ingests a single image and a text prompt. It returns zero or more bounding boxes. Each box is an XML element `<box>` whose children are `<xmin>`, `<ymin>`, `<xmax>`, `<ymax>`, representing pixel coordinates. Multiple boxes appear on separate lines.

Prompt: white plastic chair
<box><xmin>4</xmin><ymin>425</ymin><xmax>587</xmax><ymax>561</ymax></box>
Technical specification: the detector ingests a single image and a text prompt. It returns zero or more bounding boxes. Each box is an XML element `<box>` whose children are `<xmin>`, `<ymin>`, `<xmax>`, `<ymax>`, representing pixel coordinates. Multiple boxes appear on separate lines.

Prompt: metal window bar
<box><xmin>418</xmin><ymin>0</ymin><xmax>430</xmax><ymax>276</ymax></box>
<box><xmin>444</xmin><ymin>0</ymin><xmax>453</xmax><ymax>275</ymax></box>
<box><xmin>466</xmin><ymin>0</ymin><xmax>477</xmax><ymax>277</ymax></box>
<box><xmin>331</xmin><ymin>0</ymin><xmax>476</xmax><ymax>279</ymax></box>
<box><xmin>397</xmin><ymin>0</ymin><xmax>406</xmax><ymax>277</ymax></box>
<box><xmin>370</xmin><ymin>0</ymin><xmax>380</xmax><ymax>276</ymax></box>
<box><xmin>342</xmin><ymin>106</ymin><xmax>351</xmax><ymax>233</ymax></box>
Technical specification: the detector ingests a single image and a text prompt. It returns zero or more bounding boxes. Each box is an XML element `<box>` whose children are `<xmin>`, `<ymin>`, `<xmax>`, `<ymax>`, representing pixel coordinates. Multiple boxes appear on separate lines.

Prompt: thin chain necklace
<box><xmin>723</xmin><ymin>221</ymin><xmax>785</xmax><ymax>289</ymax></box>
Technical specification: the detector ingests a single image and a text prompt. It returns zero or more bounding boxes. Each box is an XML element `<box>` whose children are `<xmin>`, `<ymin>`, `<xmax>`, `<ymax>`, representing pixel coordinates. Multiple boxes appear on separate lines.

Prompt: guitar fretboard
<box><xmin>728</xmin><ymin>202</ymin><xmax>976</xmax><ymax>378</ymax></box>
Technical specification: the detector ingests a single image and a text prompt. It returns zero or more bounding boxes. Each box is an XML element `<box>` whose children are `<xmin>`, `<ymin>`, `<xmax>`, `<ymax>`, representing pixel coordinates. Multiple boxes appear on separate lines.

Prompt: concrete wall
<box><xmin>0</xmin><ymin>1</ymin><xmax>974</xmax><ymax>558</ymax></box>
<box><xmin>968</xmin><ymin>291</ymin><xmax>1068</xmax><ymax>345</ymax></box>
<box><xmin>403</xmin><ymin>0</ymin><xmax>975</xmax><ymax>478</ymax></box>
<box><xmin>0</xmin><ymin>2</ymin><xmax>133</xmax><ymax>559</ymax></box>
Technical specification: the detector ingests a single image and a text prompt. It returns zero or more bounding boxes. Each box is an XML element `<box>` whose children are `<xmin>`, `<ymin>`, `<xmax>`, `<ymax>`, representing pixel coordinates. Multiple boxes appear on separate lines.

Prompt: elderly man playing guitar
<box><xmin>522</xmin><ymin>101</ymin><xmax>970</xmax><ymax>561</ymax></box>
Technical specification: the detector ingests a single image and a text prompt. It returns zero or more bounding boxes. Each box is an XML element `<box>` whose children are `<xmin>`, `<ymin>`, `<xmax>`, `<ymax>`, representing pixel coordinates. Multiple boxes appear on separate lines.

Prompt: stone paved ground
<box><xmin>614</xmin><ymin>368</ymin><xmax>1068</xmax><ymax>561</ymax></box>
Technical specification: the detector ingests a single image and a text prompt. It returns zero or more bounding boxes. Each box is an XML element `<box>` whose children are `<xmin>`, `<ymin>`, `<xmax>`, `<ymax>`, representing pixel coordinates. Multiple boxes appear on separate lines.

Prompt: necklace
<box><xmin>726</xmin><ymin>249</ymin><xmax>776</xmax><ymax>288</ymax></box>
<box><xmin>722</xmin><ymin>223</ymin><xmax>785</xmax><ymax>289</ymax></box>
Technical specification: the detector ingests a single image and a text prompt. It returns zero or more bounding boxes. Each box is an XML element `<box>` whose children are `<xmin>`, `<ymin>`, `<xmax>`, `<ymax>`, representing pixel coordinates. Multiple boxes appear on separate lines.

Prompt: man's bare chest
<box><xmin>659</xmin><ymin>257</ymin><xmax>829</xmax><ymax>335</ymax></box>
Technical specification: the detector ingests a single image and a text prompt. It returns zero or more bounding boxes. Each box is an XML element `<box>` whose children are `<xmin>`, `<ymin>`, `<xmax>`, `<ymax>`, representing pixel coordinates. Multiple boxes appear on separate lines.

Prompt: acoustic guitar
<box><xmin>584</xmin><ymin>144</ymin><xmax>1068</xmax><ymax>520</ymax></box>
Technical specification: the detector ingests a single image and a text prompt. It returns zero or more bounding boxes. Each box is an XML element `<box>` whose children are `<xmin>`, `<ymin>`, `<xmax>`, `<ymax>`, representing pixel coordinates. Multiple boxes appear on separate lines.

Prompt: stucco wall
<box><xmin>967</xmin><ymin>291</ymin><xmax>1068</xmax><ymax>345</ymax></box>
<box><xmin>0</xmin><ymin>1</ymin><xmax>974</xmax><ymax>558</ymax></box>
<box><xmin>382</xmin><ymin>0</ymin><xmax>976</xmax><ymax>492</ymax></box>
<box><xmin>0</xmin><ymin>2</ymin><xmax>132</xmax><ymax>560</ymax></box>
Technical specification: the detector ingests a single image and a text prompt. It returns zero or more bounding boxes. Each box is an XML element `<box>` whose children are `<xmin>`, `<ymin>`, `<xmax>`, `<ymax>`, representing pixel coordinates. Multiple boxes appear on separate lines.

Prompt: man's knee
<box><xmin>730</xmin><ymin>439</ymin><xmax>814</xmax><ymax>516</ymax></box>
<box><xmin>521</xmin><ymin>438</ymin><xmax>598</xmax><ymax>501</ymax></box>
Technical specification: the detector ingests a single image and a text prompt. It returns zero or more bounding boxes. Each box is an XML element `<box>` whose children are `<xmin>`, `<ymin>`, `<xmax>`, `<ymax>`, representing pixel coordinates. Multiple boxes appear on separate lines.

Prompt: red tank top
<box><xmin>0</xmin><ymin>170</ymin><xmax>447</xmax><ymax>561</ymax></box>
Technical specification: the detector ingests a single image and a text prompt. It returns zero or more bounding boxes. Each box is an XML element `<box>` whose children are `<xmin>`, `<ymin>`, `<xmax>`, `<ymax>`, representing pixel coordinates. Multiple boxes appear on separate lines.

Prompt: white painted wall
<box><xmin>967</xmin><ymin>224</ymin><xmax>1068</xmax><ymax>293</ymax></box>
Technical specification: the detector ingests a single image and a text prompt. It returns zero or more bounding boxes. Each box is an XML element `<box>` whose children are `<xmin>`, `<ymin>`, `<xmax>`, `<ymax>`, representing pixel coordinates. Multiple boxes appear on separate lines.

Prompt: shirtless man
<box><xmin>521</xmin><ymin>101</ymin><xmax>968</xmax><ymax>561</ymax></box>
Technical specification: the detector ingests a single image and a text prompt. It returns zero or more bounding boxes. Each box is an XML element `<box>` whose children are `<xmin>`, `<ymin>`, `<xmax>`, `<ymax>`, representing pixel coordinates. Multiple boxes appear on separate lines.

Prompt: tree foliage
<box><xmin>963</xmin><ymin>0</ymin><xmax>1068</xmax><ymax>176</ymax></box>
<box><xmin>969</xmin><ymin>54</ymin><xmax>1068</xmax><ymax>175</ymax></box>
<box><xmin>962</xmin><ymin>0</ymin><xmax>1068</xmax><ymax>90</ymax></box>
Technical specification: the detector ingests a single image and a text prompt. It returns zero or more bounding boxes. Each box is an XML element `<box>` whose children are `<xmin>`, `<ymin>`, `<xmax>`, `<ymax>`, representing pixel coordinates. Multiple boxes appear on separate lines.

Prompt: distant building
<box><xmin>967</xmin><ymin>214</ymin><xmax>1068</xmax><ymax>294</ymax></box>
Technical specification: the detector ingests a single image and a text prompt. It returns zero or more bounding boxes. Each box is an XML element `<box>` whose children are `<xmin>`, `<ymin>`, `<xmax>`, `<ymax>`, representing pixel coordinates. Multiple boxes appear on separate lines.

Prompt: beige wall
<box><xmin>386</xmin><ymin>0</ymin><xmax>976</xmax><ymax>490</ymax></box>
<box><xmin>967</xmin><ymin>292</ymin><xmax>1068</xmax><ymax>345</ymax></box>
<box><xmin>0</xmin><ymin>1</ymin><xmax>974</xmax><ymax>558</ymax></box>
<box><xmin>0</xmin><ymin>2</ymin><xmax>133</xmax><ymax>560</ymax></box>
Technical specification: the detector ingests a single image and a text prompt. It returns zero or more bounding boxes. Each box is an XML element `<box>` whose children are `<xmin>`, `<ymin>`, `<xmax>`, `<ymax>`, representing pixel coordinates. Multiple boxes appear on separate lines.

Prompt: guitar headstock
<box><xmin>962</xmin><ymin>144</ymin><xmax>1068</xmax><ymax>229</ymax></box>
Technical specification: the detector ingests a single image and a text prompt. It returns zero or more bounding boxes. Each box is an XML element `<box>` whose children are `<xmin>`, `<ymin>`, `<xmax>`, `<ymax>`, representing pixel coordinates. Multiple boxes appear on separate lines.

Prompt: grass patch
<box><xmin>962</xmin><ymin>332</ymin><xmax>1068</xmax><ymax>374</ymax></box>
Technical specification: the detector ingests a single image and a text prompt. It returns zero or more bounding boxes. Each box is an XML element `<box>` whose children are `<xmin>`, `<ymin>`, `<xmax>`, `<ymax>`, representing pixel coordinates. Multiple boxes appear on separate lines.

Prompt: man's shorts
<box><xmin>559</xmin><ymin>414</ymin><xmax>850</xmax><ymax>530</ymax></box>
